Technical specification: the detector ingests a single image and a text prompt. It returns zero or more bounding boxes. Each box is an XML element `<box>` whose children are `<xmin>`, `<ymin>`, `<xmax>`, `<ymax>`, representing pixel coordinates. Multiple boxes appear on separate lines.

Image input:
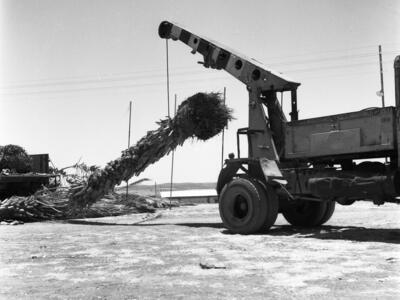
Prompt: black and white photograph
<box><xmin>1</xmin><ymin>0</ymin><xmax>399</xmax><ymax>299</ymax></box>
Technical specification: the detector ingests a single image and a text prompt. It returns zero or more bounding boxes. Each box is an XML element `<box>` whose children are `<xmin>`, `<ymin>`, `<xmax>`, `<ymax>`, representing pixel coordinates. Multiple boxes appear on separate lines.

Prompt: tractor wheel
<box><xmin>219</xmin><ymin>178</ymin><xmax>278</xmax><ymax>234</ymax></box>
<box><xmin>282</xmin><ymin>200</ymin><xmax>335</xmax><ymax>227</ymax></box>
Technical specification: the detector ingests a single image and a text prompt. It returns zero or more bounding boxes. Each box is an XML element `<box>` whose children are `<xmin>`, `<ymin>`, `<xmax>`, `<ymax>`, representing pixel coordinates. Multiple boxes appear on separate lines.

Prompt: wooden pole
<box><xmin>378</xmin><ymin>46</ymin><xmax>388</xmax><ymax>164</ymax></box>
<box><xmin>128</xmin><ymin>101</ymin><xmax>132</xmax><ymax>147</ymax></box>
<box><xmin>221</xmin><ymin>87</ymin><xmax>226</xmax><ymax>169</ymax></box>
<box><xmin>379</xmin><ymin>45</ymin><xmax>385</xmax><ymax>107</ymax></box>
<box><xmin>126</xmin><ymin>101</ymin><xmax>132</xmax><ymax>200</ymax></box>
<box><xmin>169</xmin><ymin>94</ymin><xmax>177</xmax><ymax>208</ymax></box>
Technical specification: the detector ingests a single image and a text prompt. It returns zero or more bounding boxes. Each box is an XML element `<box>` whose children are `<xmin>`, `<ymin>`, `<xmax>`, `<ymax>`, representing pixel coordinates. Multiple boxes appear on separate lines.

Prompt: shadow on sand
<box><xmin>265</xmin><ymin>225</ymin><xmax>400</xmax><ymax>244</ymax></box>
<box><xmin>66</xmin><ymin>219</ymin><xmax>224</xmax><ymax>229</ymax></box>
<box><xmin>65</xmin><ymin>219</ymin><xmax>400</xmax><ymax>244</ymax></box>
<box><xmin>221</xmin><ymin>225</ymin><xmax>400</xmax><ymax>244</ymax></box>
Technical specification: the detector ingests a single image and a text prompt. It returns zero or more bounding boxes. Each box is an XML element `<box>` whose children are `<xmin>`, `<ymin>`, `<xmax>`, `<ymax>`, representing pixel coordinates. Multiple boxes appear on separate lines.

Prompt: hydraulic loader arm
<box><xmin>158</xmin><ymin>20</ymin><xmax>299</xmax><ymax>166</ymax></box>
<box><xmin>158</xmin><ymin>21</ymin><xmax>300</xmax><ymax>92</ymax></box>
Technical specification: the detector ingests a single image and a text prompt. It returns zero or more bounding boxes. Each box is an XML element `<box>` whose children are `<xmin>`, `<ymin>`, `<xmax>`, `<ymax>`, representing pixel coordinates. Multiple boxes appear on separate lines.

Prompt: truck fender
<box><xmin>216</xmin><ymin>162</ymin><xmax>241</xmax><ymax>194</ymax></box>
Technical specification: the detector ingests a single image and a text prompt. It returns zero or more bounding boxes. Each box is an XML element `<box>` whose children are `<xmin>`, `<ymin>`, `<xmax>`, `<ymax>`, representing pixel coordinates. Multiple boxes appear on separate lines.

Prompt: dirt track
<box><xmin>1</xmin><ymin>202</ymin><xmax>399</xmax><ymax>299</ymax></box>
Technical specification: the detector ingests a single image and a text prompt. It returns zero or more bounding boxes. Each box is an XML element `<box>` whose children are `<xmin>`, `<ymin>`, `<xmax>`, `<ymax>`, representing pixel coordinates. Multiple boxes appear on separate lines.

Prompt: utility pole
<box><xmin>126</xmin><ymin>101</ymin><xmax>132</xmax><ymax>200</ymax></box>
<box><xmin>169</xmin><ymin>94</ymin><xmax>177</xmax><ymax>208</ymax></box>
<box><xmin>378</xmin><ymin>46</ymin><xmax>388</xmax><ymax>164</ymax></box>
<box><xmin>221</xmin><ymin>87</ymin><xmax>226</xmax><ymax>169</ymax></box>
<box><xmin>379</xmin><ymin>45</ymin><xmax>385</xmax><ymax>107</ymax></box>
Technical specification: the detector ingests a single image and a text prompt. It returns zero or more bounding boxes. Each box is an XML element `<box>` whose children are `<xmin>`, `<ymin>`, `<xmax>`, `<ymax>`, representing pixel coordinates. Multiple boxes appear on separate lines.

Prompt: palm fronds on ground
<box><xmin>0</xmin><ymin>187</ymin><xmax>70</xmax><ymax>222</ymax></box>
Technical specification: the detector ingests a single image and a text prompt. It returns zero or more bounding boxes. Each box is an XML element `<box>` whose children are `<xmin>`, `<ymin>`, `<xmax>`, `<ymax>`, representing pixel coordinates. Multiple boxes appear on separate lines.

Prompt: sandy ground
<box><xmin>0</xmin><ymin>202</ymin><xmax>399</xmax><ymax>300</ymax></box>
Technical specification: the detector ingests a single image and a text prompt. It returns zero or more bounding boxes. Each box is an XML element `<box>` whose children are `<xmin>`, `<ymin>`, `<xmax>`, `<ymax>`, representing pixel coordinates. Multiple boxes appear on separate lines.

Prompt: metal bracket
<box><xmin>259</xmin><ymin>158</ymin><xmax>287</xmax><ymax>185</ymax></box>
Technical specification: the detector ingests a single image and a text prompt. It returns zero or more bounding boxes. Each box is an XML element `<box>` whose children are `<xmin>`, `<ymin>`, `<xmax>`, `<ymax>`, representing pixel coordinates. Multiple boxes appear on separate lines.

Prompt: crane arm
<box><xmin>158</xmin><ymin>21</ymin><xmax>300</xmax><ymax>92</ymax></box>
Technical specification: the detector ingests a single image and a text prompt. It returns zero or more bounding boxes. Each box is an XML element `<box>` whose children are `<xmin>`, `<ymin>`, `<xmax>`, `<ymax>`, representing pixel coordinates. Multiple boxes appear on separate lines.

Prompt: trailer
<box><xmin>0</xmin><ymin>154</ymin><xmax>57</xmax><ymax>199</ymax></box>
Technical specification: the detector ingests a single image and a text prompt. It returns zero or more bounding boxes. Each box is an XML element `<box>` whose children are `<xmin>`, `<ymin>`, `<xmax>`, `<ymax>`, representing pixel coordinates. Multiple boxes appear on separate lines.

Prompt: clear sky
<box><xmin>1</xmin><ymin>0</ymin><xmax>399</xmax><ymax>184</ymax></box>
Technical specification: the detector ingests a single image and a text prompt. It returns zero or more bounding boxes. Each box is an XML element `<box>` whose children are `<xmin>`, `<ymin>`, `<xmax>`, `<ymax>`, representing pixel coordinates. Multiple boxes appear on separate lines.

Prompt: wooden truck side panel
<box><xmin>0</xmin><ymin>154</ymin><xmax>52</xmax><ymax>199</ymax></box>
<box><xmin>284</xmin><ymin>107</ymin><xmax>396</xmax><ymax>160</ymax></box>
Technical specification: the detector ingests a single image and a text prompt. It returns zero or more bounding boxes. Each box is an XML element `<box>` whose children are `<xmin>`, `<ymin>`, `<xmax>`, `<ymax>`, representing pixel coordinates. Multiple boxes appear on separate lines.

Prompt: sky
<box><xmin>1</xmin><ymin>0</ymin><xmax>399</xmax><ymax>184</ymax></box>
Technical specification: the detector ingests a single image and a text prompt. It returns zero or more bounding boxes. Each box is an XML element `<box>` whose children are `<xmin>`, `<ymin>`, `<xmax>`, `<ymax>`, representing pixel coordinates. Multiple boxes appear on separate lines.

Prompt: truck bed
<box><xmin>284</xmin><ymin>107</ymin><xmax>397</xmax><ymax>161</ymax></box>
<box><xmin>0</xmin><ymin>174</ymin><xmax>56</xmax><ymax>199</ymax></box>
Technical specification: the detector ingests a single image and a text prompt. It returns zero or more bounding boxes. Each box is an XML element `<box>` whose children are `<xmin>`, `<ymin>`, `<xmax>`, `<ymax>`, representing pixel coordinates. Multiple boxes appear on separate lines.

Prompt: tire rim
<box><xmin>232</xmin><ymin>194</ymin><xmax>249</xmax><ymax>219</ymax></box>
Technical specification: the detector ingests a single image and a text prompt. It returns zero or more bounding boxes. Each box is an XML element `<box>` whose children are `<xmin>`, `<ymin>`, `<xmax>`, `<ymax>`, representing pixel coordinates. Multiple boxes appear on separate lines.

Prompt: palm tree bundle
<box><xmin>69</xmin><ymin>92</ymin><xmax>232</xmax><ymax>209</ymax></box>
<box><xmin>0</xmin><ymin>144</ymin><xmax>32</xmax><ymax>173</ymax></box>
<box><xmin>0</xmin><ymin>92</ymin><xmax>232</xmax><ymax>222</ymax></box>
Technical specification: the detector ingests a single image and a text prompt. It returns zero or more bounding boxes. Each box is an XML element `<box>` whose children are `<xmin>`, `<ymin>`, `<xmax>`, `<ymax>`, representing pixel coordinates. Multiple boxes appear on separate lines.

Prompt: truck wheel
<box><xmin>219</xmin><ymin>178</ymin><xmax>278</xmax><ymax>234</ymax></box>
<box><xmin>317</xmin><ymin>201</ymin><xmax>335</xmax><ymax>225</ymax></box>
<box><xmin>259</xmin><ymin>182</ymin><xmax>279</xmax><ymax>229</ymax></box>
<box><xmin>282</xmin><ymin>200</ymin><xmax>335</xmax><ymax>227</ymax></box>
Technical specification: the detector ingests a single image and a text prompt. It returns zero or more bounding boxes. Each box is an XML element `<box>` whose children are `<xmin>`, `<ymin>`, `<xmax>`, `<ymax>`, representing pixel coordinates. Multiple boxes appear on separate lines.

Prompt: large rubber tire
<box><xmin>282</xmin><ymin>200</ymin><xmax>335</xmax><ymax>227</ymax></box>
<box><xmin>219</xmin><ymin>178</ymin><xmax>278</xmax><ymax>234</ymax></box>
<box><xmin>259</xmin><ymin>183</ymin><xmax>279</xmax><ymax>229</ymax></box>
<box><xmin>318</xmin><ymin>201</ymin><xmax>335</xmax><ymax>225</ymax></box>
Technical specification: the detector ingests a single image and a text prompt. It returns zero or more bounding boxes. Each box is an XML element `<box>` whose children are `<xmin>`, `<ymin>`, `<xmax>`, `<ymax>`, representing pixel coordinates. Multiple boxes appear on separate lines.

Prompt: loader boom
<box><xmin>159</xmin><ymin>21</ymin><xmax>299</xmax><ymax>161</ymax></box>
<box><xmin>158</xmin><ymin>21</ymin><xmax>300</xmax><ymax>92</ymax></box>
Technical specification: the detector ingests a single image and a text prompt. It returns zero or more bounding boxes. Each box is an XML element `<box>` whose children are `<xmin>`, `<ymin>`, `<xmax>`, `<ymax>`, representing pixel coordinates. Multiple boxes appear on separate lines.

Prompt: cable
<box><xmin>166</xmin><ymin>39</ymin><xmax>171</xmax><ymax>117</ymax></box>
<box><xmin>0</xmin><ymin>67</ymin><xmax>205</xmax><ymax>90</ymax></box>
<box><xmin>0</xmin><ymin>65</ymin><xmax>201</xmax><ymax>87</ymax></box>
<box><xmin>282</xmin><ymin>59</ymin><xmax>393</xmax><ymax>74</ymax></box>
<box><xmin>0</xmin><ymin>75</ymin><xmax>230</xmax><ymax>96</ymax></box>
<box><xmin>0</xmin><ymin>56</ymin><xmax>391</xmax><ymax>93</ymax></box>
<box><xmin>267</xmin><ymin>51</ymin><xmax>398</xmax><ymax>68</ymax></box>
<box><xmin>2</xmin><ymin>43</ymin><xmax>398</xmax><ymax>89</ymax></box>
<box><xmin>1</xmin><ymin>53</ymin><xmax>395</xmax><ymax>96</ymax></box>
<box><xmin>1</xmin><ymin>60</ymin><xmax>393</xmax><ymax>97</ymax></box>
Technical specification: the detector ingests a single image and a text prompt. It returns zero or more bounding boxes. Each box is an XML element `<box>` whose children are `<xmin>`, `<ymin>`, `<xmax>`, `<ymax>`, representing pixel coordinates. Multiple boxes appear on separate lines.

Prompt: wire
<box><xmin>282</xmin><ymin>59</ymin><xmax>393</xmax><ymax>74</ymax></box>
<box><xmin>166</xmin><ymin>39</ymin><xmax>171</xmax><ymax>118</ymax></box>
<box><xmin>0</xmin><ymin>67</ymin><xmax>205</xmax><ymax>90</ymax></box>
<box><xmin>2</xmin><ymin>43</ymin><xmax>398</xmax><ymax>89</ymax></box>
<box><xmin>268</xmin><ymin>51</ymin><xmax>398</xmax><ymax>69</ymax></box>
<box><xmin>1</xmin><ymin>61</ymin><xmax>393</xmax><ymax>97</ymax></box>
<box><xmin>0</xmin><ymin>75</ymin><xmax>230</xmax><ymax>96</ymax></box>
<box><xmin>0</xmin><ymin>58</ymin><xmax>390</xmax><ymax>93</ymax></box>
<box><xmin>1</xmin><ymin>50</ymin><xmax>396</xmax><ymax>96</ymax></box>
<box><xmin>0</xmin><ymin>65</ymin><xmax>201</xmax><ymax>87</ymax></box>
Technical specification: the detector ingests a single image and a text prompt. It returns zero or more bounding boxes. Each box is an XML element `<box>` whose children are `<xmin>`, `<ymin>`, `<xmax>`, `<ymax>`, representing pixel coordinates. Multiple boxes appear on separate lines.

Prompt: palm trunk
<box><xmin>69</xmin><ymin>92</ymin><xmax>232</xmax><ymax>209</ymax></box>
